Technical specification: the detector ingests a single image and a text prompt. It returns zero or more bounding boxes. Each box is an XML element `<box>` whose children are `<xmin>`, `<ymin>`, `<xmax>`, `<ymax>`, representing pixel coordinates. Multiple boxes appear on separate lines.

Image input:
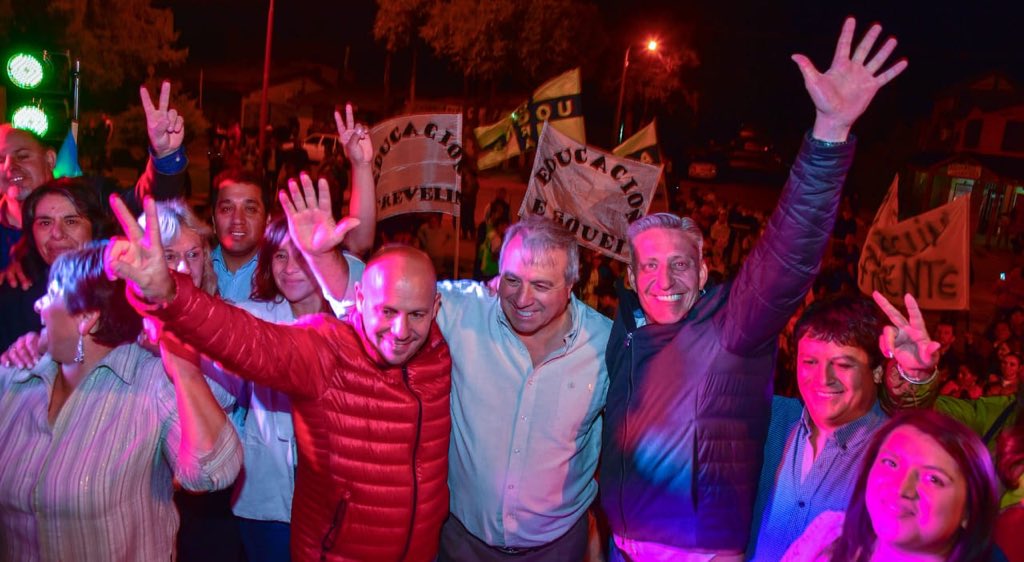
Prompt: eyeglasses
<box><xmin>164</xmin><ymin>249</ymin><xmax>204</xmax><ymax>269</ymax></box>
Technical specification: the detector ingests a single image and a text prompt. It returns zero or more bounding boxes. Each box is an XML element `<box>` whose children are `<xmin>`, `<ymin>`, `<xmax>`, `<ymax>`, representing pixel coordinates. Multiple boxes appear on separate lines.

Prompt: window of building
<box><xmin>1001</xmin><ymin>120</ymin><xmax>1024</xmax><ymax>152</ymax></box>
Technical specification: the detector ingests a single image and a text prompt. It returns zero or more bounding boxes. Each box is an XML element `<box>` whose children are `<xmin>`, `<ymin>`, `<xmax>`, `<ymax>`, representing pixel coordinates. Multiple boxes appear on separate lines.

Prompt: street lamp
<box><xmin>613</xmin><ymin>38</ymin><xmax>658</xmax><ymax>146</ymax></box>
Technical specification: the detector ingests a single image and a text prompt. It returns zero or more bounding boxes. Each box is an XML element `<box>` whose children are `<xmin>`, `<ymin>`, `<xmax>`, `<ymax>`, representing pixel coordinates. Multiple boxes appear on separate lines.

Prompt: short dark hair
<box><xmin>793</xmin><ymin>294</ymin><xmax>886</xmax><ymax>370</ymax></box>
<box><xmin>49</xmin><ymin>241</ymin><xmax>142</xmax><ymax>348</ymax></box>
<box><xmin>830</xmin><ymin>410</ymin><xmax>999</xmax><ymax>562</ymax></box>
<box><xmin>212</xmin><ymin>167</ymin><xmax>270</xmax><ymax>210</ymax></box>
<box><xmin>18</xmin><ymin>178</ymin><xmax>111</xmax><ymax>280</ymax></box>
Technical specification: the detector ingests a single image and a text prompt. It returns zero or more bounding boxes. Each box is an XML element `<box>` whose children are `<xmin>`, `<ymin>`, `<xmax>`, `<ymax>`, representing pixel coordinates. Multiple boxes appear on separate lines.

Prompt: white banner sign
<box><xmin>858</xmin><ymin>177</ymin><xmax>971</xmax><ymax>310</ymax></box>
<box><xmin>519</xmin><ymin>123</ymin><xmax>663</xmax><ymax>262</ymax></box>
<box><xmin>370</xmin><ymin>113</ymin><xmax>464</xmax><ymax>219</ymax></box>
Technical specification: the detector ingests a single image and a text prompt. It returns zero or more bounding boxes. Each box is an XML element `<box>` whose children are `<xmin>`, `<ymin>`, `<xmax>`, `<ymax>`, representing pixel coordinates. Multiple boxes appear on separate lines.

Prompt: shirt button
<box><xmin>514</xmin><ymin>448</ymin><xmax>520</xmax><ymax>454</ymax></box>
<box><xmin>508</xmin><ymin>484</ymin><xmax>514</xmax><ymax>490</ymax></box>
<box><xmin>798</xmin><ymin>501</ymin><xmax>806</xmax><ymax>508</ymax></box>
<box><xmin>521</xmin><ymin>415</ymin><xmax>527</xmax><ymax>421</ymax></box>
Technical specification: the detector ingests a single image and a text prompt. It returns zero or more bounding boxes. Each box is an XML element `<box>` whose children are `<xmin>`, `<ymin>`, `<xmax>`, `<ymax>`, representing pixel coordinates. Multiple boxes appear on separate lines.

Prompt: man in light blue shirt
<box><xmin>209</xmin><ymin>168</ymin><xmax>269</xmax><ymax>302</ymax></box>
<box><xmin>434</xmin><ymin>214</ymin><xmax>611</xmax><ymax>561</ymax></box>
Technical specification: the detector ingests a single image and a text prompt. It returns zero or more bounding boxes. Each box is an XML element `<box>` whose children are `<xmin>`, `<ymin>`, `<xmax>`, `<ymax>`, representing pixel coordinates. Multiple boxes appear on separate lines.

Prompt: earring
<box><xmin>74</xmin><ymin>334</ymin><xmax>85</xmax><ymax>364</ymax></box>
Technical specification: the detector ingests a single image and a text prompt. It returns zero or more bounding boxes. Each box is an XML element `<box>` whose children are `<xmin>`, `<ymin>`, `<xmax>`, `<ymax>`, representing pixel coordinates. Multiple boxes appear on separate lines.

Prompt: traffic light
<box><xmin>1</xmin><ymin>49</ymin><xmax>72</xmax><ymax>141</ymax></box>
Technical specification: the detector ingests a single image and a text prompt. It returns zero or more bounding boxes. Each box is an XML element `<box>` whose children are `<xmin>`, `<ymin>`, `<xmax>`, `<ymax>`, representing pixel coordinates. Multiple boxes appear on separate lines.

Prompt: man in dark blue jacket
<box><xmin>601</xmin><ymin>17</ymin><xmax>908</xmax><ymax>561</ymax></box>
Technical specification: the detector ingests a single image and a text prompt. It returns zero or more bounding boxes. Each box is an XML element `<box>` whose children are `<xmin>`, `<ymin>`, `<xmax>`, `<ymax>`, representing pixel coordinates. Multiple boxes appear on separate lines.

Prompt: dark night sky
<box><xmin>165</xmin><ymin>0</ymin><xmax>1024</xmax><ymax>148</ymax></box>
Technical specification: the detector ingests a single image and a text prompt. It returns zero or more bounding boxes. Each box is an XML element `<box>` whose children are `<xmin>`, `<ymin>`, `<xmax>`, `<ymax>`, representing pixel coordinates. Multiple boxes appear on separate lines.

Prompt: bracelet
<box><xmin>895</xmin><ymin>362</ymin><xmax>938</xmax><ymax>385</ymax></box>
<box><xmin>807</xmin><ymin>131</ymin><xmax>855</xmax><ymax>147</ymax></box>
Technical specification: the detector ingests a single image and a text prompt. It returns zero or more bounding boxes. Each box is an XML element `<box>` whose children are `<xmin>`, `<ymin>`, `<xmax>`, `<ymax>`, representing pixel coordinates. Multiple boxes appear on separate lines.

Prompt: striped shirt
<box><xmin>0</xmin><ymin>343</ymin><xmax>242</xmax><ymax>562</ymax></box>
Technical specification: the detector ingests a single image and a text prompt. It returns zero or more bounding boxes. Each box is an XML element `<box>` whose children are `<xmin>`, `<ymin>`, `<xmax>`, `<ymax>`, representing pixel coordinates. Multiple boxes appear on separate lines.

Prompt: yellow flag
<box><xmin>474</xmin><ymin>68</ymin><xmax>585</xmax><ymax>170</ymax></box>
<box><xmin>613</xmin><ymin>120</ymin><xmax>660</xmax><ymax>165</ymax></box>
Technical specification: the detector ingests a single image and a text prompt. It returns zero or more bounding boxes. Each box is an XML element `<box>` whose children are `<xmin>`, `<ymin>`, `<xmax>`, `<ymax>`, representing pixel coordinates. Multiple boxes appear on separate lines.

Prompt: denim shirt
<box><xmin>747</xmin><ymin>397</ymin><xmax>887</xmax><ymax>561</ymax></box>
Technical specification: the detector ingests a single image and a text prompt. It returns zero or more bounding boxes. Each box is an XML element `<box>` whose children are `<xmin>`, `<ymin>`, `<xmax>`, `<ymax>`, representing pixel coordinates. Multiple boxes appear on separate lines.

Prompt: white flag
<box><xmin>370</xmin><ymin>113</ymin><xmax>464</xmax><ymax>220</ymax></box>
<box><xmin>519</xmin><ymin>123</ymin><xmax>662</xmax><ymax>262</ymax></box>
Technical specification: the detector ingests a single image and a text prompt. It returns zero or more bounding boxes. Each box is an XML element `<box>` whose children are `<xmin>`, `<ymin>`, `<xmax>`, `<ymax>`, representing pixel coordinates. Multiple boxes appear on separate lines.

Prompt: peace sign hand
<box><xmin>873</xmin><ymin>291</ymin><xmax>940</xmax><ymax>378</ymax></box>
<box><xmin>105</xmin><ymin>194</ymin><xmax>177</xmax><ymax>304</ymax></box>
<box><xmin>335</xmin><ymin>103</ymin><xmax>372</xmax><ymax>166</ymax></box>
<box><xmin>141</xmin><ymin>81</ymin><xmax>185</xmax><ymax>158</ymax></box>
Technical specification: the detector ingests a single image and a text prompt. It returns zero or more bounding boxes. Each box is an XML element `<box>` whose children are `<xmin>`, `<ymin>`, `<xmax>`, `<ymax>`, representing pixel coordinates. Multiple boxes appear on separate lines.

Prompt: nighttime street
<box><xmin>1</xmin><ymin>1</ymin><xmax>1024</xmax><ymax>561</ymax></box>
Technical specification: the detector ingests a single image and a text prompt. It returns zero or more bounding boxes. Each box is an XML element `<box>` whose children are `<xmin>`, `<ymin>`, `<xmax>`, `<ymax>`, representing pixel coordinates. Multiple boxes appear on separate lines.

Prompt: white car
<box><xmin>283</xmin><ymin>133</ymin><xmax>340</xmax><ymax>163</ymax></box>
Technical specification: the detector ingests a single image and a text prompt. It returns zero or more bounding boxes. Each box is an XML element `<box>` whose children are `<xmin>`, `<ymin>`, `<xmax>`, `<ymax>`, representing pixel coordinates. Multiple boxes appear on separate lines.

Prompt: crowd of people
<box><xmin>0</xmin><ymin>17</ymin><xmax>1021</xmax><ymax>562</ymax></box>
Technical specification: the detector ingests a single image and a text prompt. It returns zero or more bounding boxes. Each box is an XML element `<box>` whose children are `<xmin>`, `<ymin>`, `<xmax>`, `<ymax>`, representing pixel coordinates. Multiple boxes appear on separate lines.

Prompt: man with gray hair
<box><xmin>600</xmin><ymin>17</ymin><xmax>908</xmax><ymax>561</ymax></box>
<box><xmin>434</xmin><ymin>213</ymin><xmax>612</xmax><ymax>560</ymax></box>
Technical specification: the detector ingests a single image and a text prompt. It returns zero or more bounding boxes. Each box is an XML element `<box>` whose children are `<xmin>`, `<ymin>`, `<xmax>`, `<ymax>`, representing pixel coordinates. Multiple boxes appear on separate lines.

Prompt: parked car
<box><xmin>282</xmin><ymin>133</ymin><xmax>340</xmax><ymax>163</ymax></box>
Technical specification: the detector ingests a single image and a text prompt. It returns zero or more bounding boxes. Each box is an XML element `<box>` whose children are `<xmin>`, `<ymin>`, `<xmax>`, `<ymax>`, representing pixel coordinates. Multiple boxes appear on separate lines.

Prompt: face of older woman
<box><xmin>32</xmin><ymin>194</ymin><xmax>93</xmax><ymax>265</ymax></box>
<box><xmin>866</xmin><ymin>425</ymin><xmax>968</xmax><ymax>556</ymax></box>
<box><xmin>34</xmin><ymin>280</ymin><xmax>80</xmax><ymax>364</ymax></box>
<box><xmin>164</xmin><ymin>228</ymin><xmax>205</xmax><ymax>289</ymax></box>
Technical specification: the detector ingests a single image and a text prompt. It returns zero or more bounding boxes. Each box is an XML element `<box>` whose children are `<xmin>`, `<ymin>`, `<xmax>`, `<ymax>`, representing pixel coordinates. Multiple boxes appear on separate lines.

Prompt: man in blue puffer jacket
<box><xmin>600</xmin><ymin>17</ymin><xmax>908</xmax><ymax>561</ymax></box>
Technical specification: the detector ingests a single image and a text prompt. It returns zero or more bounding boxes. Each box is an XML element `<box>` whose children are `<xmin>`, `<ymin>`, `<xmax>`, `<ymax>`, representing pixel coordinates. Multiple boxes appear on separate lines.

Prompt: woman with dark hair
<box><xmin>0</xmin><ymin>242</ymin><xmax>241</xmax><ymax>561</ymax></box>
<box><xmin>0</xmin><ymin>178</ymin><xmax>111</xmax><ymax>350</ymax></box>
<box><xmin>782</xmin><ymin>410</ymin><xmax>1001</xmax><ymax>562</ymax></box>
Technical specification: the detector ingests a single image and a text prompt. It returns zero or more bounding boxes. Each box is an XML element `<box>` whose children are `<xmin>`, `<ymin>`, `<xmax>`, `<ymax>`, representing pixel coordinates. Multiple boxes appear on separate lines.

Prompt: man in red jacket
<box><xmin>105</xmin><ymin>194</ymin><xmax>452</xmax><ymax>562</ymax></box>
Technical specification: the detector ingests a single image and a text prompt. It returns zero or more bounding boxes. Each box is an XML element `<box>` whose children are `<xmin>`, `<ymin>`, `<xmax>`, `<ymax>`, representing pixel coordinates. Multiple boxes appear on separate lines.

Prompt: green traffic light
<box><xmin>11</xmin><ymin>105</ymin><xmax>49</xmax><ymax>136</ymax></box>
<box><xmin>6</xmin><ymin>53</ymin><xmax>45</xmax><ymax>89</ymax></box>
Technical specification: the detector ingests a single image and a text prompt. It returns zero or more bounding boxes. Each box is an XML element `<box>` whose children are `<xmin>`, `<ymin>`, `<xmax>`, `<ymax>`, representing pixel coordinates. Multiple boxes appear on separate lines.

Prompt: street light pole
<box><xmin>257</xmin><ymin>0</ymin><xmax>275</xmax><ymax>159</ymax></box>
<box><xmin>613</xmin><ymin>46</ymin><xmax>630</xmax><ymax>147</ymax></box>
<box><xmin>613</xmin><ymin>39</ymin><xmax>658</xmax><ymax>147</ymax></box>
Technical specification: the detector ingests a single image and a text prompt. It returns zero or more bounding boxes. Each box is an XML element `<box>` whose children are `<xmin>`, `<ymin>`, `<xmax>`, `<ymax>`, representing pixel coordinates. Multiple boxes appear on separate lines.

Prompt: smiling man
<box><xmin>746</xmin><ymin>296</ymin><xmax>891</xmax><ymax>561</ymax></box>
<box><xmin>433</xmin><ymin>214</ymin><xmax>612</xmax><ymax>561</ymax></box>
<box><xmin>600</xmin><ymin>18</ymin><xmax>909</xmax><ymax>561</ymax></box>
<box><xmin>209</xmin><ymin>168</ymin><xmax>270</xmax><ymax>302</ymax></box>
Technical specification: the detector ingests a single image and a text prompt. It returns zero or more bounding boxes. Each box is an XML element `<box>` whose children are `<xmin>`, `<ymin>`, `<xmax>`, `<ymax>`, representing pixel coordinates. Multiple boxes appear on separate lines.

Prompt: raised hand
<box><xmin>280</xmin><ymin>173</ymin><xmax>360</xmax><ymax>258</ymax></box>
<box><xmin>335</xmin><ymin>103</ymin><xmax>372</xmax><ymax>166</ymax></box>
<box><xmin>1</xmin><ymin>258</ymin><xmax>31</xmax><ymax>290</ymax></box>
<box><xmin>141</xmin><ymin>81</ymin><xmax>185</xmax><ymax>158</ymax></box>
<box><xmin>105</xmin><ymin>194</ymin><xmax>176</xmax><ymax>304</ymax></box>
<box><xmin>792</xmin><ymin>18</ymin><xmax>908</xmax><ymax>142</ymax></box>
<box><xmin>1</xmin><ymin>330</ymin><xmax>46</xmax><ymax>369</ymax></box>
<box><xmin>873</xmin><ymin>291</ymin><xmax>940</xmax><ymax>378</ymax></box>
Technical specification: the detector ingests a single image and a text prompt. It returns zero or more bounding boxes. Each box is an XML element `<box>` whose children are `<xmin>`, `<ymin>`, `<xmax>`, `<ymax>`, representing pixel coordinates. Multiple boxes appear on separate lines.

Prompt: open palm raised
<box><xmin>280</xmin><ymin>173</ymin><xmax>360</xmax><ymax>257</ymax></box>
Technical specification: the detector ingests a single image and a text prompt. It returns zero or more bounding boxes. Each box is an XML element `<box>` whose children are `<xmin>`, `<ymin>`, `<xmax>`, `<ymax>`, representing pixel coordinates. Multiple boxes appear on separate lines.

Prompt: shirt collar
<box><xmin>799</xmin><ymin>399</ymin><xmax>887</xmax><ymax>450</ymax></box>
<box><xmin>92</xmin><ymin>343</ymin><xmax>150</xmax><ymax>385</ymax></box>
<box><xmin>11</xmin><ymin>355</ymin><xmax>57</xmax><ymax>384</ymax></box>
<box><xmin>493</xmin><ymin>292</ymin><xmax>582</xmax><ymax>348</ymax></box>
<box><xmin>211</xmin><ymin>245</ymin><xmax>258</xmax><ymax>272</ymax></box>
